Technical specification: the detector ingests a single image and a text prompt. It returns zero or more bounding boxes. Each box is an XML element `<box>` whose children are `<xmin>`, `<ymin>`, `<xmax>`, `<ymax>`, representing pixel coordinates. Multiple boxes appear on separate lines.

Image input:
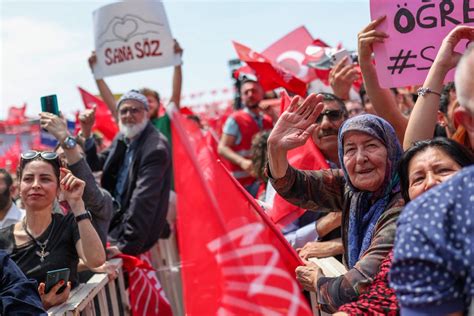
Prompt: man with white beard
<box><xmin>84</xmin><ymin>90</ymin><xmax>171</xmax><ymax>256</ymax></box>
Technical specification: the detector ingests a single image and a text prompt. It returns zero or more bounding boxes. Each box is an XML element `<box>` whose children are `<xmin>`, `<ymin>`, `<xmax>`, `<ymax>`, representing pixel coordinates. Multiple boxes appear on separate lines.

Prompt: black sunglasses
<box><xmin>316</xmin><ymin>109</ymin><xmax>344</xmax><ymax>124</ymax></box>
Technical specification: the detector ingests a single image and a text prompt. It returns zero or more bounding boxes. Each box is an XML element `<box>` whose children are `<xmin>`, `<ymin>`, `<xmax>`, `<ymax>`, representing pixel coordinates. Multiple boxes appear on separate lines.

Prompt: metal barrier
<box><xmin>150</xmin><ymin>231</ymin><xmax>185</xmax><ymax>316</ymax></box>
<box><xmin>47</xmin><ymin>258</ymin><xmax>130</xmax><ymax>316</ymax></box>
<box><xmin>308</xmin><ymin>257</ymin><xmax>347</xmax><ymax>316</ymax></box>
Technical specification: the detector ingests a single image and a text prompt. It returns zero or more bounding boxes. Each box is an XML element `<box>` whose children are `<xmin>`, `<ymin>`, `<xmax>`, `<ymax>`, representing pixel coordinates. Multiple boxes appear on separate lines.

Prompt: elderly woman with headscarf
<box><xmin>267</xmin><ymin>94</ymin><xmax>404</xmax><ymax>313</ymax></box>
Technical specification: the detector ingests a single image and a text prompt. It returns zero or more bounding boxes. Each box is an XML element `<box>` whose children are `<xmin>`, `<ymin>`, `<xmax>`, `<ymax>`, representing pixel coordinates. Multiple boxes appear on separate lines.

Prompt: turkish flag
<box><xmin>268</xmin><ymin>91</ymin><xmax>329</xmax><ymax>226</ymax></box>
<box><xmin>171</xmin><ymin>108</ymin><xmax>312</xmax><ymax>315</ymax></box>
<box><xmin>78</xmin><ymin>87</ymin><xmax>118</xmax><ymax>141</ymax></box>
<box><xmin>262</xmin><ymin>26</ymin><xmax>321</xmax><ymax>84</ymax></box>
<box><xmin>233</xmin><ymin>41</ymin><xmax>307</xmax><ymax>97</ymax></box>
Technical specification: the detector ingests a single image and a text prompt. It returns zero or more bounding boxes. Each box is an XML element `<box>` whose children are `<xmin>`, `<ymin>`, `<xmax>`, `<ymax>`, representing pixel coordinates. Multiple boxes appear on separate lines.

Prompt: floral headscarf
<box><xmin>337</xmin><ymin>114</ymin><xmax>403</xmax><ymax>268</ymax></box>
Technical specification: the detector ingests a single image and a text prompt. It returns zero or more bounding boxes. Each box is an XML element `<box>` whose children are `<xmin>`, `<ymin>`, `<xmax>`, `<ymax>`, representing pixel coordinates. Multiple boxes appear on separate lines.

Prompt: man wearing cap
<box><xmin>84</xmin><ymin>90</ymin><xmax>171</xmax><ymax>256</ymax></box>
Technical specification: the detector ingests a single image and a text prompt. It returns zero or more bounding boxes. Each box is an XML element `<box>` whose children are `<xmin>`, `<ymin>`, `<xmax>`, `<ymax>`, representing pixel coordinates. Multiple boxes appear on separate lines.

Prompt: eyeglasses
<box><xmin>119</xmin><ymin>106</ymin><xmax>145</xmax><ymax>116</ymax></box>
<box><xmin>316</xmin><ymin>110</ymin><xmax>344</xmax><ymax>124</ymax></box>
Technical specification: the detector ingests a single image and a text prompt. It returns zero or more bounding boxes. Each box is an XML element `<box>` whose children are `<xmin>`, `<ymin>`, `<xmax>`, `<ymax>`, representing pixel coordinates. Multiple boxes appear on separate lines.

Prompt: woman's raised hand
<box><xmin>268</xmin><ymin>93</ymin><xmax>324</xmax><ymax>152</ymax></box>
<box><xmin>357</xmin><ymin>16</ymin><xmax>389</xmax><ymax>66</ymax></box>
<box><xmin>60</xmin><ymin>168</ymin><xmax>85</xmax><ymax>210</ymax></box>
<box><xmin>433</xmin><ymin>25</ymin><xmax>474</xmax><ymax>73</ymax></box>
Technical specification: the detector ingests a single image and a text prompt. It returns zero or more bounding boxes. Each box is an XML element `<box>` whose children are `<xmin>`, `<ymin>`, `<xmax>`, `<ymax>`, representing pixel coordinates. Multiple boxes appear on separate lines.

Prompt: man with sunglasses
<box><xmin>83</xmin><ymin>90</ymin><xmax>172</xmax><ymax>256</ymax></box>
<box><xmin>311</xmin><ymin>93</ymin><xmax>349</xmax><ymax>167</ymax></box>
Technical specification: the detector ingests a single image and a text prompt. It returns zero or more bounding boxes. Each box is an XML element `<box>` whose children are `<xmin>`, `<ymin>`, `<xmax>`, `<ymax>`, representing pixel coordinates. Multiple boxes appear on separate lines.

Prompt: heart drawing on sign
<box><xmin>113</xmin><ymin>18</ymin><xmax>138</xmax><ymax>42</ymax></box>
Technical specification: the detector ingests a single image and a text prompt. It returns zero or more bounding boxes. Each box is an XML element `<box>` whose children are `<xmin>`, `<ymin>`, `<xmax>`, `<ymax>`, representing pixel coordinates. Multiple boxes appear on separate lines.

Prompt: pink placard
<box><xmin>370</xmin><ymin>0</ymin><xmax>474</xmax><ymax>88</ymax></box>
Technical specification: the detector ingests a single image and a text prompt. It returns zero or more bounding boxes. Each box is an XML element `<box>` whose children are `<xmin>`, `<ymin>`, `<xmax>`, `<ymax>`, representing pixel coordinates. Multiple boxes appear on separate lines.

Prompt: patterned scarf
<box><xmin>337</xmin><ymin>114</ymin><xmax>402</xmax><ymax>268</ymax></box>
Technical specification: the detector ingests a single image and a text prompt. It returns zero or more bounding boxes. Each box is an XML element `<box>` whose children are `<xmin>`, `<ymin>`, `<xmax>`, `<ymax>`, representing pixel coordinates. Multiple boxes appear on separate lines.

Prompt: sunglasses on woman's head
<box><xmin>21</xmin><ymin>151</ymin><xmax>58</xmax><ymax>161</ymax></box>
<box><xmin>315</xmin><ymin>110</ymin><xmax>344</xmax><ymax>124</ymax></box>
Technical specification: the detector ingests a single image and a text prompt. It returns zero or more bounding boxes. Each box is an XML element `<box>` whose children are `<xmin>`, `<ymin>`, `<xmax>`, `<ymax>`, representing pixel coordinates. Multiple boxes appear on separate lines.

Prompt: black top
<box><xmin>0</xmin><ymin>213</ymin><xmax>80</xmax><ymax>287</ymax></box>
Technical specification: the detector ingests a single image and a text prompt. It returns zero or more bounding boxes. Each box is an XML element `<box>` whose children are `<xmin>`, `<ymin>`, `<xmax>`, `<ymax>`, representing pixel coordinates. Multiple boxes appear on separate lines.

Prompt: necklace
<box><xmin>22</xmin><ymin>216</ymin><xmax>55</xmax><ymax>262</ymax></box>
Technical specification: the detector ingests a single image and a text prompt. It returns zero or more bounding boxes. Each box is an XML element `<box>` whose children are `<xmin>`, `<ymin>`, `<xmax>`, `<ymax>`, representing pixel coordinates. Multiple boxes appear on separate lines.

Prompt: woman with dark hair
<box><xmin>0</xmin><ymin>152</ymin><xmax>105</xmax><ymax>309</ymax></box>
<box><xmin>398</xmin><ymin>138</ymin><xmax>474</xmax><ymax>203</ymax></box>
<box><xmin>335</xmin><ymin>138</ymin><xmax>474</xmax><ymax>315</ymax></box>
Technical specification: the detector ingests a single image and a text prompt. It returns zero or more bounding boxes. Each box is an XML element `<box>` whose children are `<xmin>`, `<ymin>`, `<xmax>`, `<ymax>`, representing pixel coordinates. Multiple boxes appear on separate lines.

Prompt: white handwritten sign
<box><xmin>93</xmin><ymin>1</ymin><xmax>181</xmax><ymax>79</ymax></box>
<box><xmin>370</xmin><ymin>0</ymin><xmax>474</xmax><ymax>88</ymax></box>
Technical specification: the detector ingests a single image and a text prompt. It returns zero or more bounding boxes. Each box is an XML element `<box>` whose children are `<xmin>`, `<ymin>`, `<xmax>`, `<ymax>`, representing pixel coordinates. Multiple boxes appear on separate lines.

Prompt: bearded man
<box><xmin>85</xmin><ymin>90</ymin><xmax>171</xmax><ymax>256</ymax></box>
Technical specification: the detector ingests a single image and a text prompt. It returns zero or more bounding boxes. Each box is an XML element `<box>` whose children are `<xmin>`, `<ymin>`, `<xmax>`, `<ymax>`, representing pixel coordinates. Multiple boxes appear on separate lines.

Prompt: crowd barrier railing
<box><xmin>47</xmin><ymin>258</ymin><xmax>130</xmax><ymax>316</ymax></box>
<box><xmin>150</xmin><ymin>230</ymin><xmax>185</xmax><ymax>316</ymax></box>
<box><xmin>308</xmin><ymin>256</ymin><xmax>347</xmax><ymax>316</ymax></box>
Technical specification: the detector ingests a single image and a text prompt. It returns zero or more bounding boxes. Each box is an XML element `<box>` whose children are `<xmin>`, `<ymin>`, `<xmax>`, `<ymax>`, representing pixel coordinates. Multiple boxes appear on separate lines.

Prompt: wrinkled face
<box><xmin>345</xmin><ymin>100</ymin><xmax>365</xmax><ymax>118</ymax></box>
<box><xmin>118</xmin><ymin>100</ymin><xmax>148</xmax><ymax>139</ymax></box>
<box><xmin>343</xmin><ymin>131</ymin><xmax>388</xmax><ymax>192</ymax></box>
<box><xmin>407</xmin><ymin>147</ymin><xmax>462</xmax><ymax>200</ymax></box>
<box><xmin>146</xmin><ymin>95</ymin><xmax>160</xmax><ymax>119</ymax></box>
<box><xmin>240</xmin><ymin>82</ymin><xmax>264</xmax><ymax>109</ymax></box>
<box><xmin>312</xmin><ymin>101</ymin><xmax>346</xmax><ymax>157</ymax></box>
<box><xmin>20</xmin><ymin>160</ymin><xmax>59</xmax><ymax>211</ymax></box>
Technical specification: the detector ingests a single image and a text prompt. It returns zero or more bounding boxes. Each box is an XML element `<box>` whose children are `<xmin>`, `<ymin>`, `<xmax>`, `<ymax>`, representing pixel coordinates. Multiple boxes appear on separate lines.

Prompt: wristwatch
<box><xmin>62</xmin><ymin>136</ymin><xmax>77</xmax><ymax>150</ymax></box>
<box><xmin>75</xmin><ymin>211</ymin><xmax>92</xmax><ymax>223</ymax></box>
<box><xmin>417</xmin><ymin>87</ymin><xmax>441</xmax><ymax>97</ymax></box>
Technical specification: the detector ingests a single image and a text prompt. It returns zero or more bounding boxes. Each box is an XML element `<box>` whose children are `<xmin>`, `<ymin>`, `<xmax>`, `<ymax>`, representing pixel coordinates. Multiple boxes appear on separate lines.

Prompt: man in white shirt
<box><xmin>0</xmin><ymin>169</ymin><xmax>24</xmax><ymax>229</ymax></box>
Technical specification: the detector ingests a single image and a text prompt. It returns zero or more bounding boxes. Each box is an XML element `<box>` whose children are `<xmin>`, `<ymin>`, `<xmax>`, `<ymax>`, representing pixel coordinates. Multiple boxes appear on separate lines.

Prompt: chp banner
<box><xmin>170</xmin><ymin>108</ymin><xmax>312</xmax><ymax>315</ymax></box>
<box><xmin>370</xmin><ymin>0</ymin><xmax>474</xmax><ymax>88</ymax></box>
<box><xmin>92</xmin><ymin>1</ymin><xmax>181</xmax><ymax>79</ymax></box>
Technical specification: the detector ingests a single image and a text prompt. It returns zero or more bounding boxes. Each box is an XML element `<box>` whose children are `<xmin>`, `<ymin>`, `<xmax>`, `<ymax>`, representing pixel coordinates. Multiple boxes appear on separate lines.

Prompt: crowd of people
<box><xmin>0</xmin><ymin>16</ymin><xmax>473</xmax><ymax>316</ymax></box>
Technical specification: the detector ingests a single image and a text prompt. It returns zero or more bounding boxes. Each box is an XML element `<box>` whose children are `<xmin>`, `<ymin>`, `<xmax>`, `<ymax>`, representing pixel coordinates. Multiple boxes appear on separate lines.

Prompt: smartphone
<box><xmin>45</xmin><ymin>268</ymin><xmax>70</xmax><ymax>294</ymax></box>
<box><xmin>331</xmin><ymin>49</ymin><xmax>350</xmax><ymax>67</ymax></box>
<box><xmin>40</xmin><ymin>94</ymin><xmax>60</xmax><ymax>116</ymax></box>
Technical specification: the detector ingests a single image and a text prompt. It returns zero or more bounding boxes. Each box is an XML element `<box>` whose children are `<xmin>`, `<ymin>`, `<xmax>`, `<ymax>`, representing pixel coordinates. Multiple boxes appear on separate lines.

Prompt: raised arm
<box><xmin>60</xmin><ymin>169</ymin><xmax>105</xmax><ymax>268</ymax></box>
<box><xmin>88</xmin><ymin>51</ymin><xmax>118</xmax><ymax>122</ymax></box>
<box><xmin>358</xmin><ymin>16</ymin><xmax>407</xmax><ymax>144</ymax></box>
<box><xmin>169</xmin><ymin>39</ymin><xmax>183</xmax><ymax>108</ymax></box>
<box><xmin>403</xmin><ymin>26</ymin><xmax>474</xmax><ymax>149</ymax></box>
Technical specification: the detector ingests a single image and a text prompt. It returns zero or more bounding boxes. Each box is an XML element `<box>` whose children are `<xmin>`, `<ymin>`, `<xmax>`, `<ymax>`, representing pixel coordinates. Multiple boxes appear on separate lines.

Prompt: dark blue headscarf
<box><xmin>337</xmin><ymin>114</ymin><xmax>402</xmax><ymax>268</ymax></box>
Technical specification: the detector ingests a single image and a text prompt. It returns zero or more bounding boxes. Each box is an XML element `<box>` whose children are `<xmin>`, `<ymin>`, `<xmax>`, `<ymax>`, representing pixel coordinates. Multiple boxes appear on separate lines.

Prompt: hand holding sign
<box><xmin>434</xmin><ymin>26</ymin><xmax>474</xmax><ymax>74</ymax></box>
<box><xmin>357</xmin><ymin>16</ymin><xmax>389</xmax><ymax>65</ymax></box>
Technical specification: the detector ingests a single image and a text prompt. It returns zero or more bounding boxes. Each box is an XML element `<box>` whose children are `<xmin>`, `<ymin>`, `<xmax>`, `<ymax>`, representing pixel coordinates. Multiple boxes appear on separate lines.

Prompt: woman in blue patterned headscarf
<box><xmin>337</xmin><ymin>114</ymin><xmax>403</xmax><ymax>268</ymax></box>
<box><xmin>269</xmin><ymin>98</ymin><xmax>406</xmax><ymax>312</ymax></box>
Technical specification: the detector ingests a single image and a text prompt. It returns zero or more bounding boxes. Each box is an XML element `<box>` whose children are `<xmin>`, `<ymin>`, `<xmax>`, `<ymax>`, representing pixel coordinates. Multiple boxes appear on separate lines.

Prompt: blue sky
<box><xmin>1</xmin><ymin>0</ymin><xmax>371</xmax><ymax>119</ymax></box>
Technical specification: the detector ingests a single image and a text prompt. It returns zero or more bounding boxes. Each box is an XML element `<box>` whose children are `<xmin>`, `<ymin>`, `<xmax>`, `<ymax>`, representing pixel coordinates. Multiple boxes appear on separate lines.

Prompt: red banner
<box><xmin>7</xmin><ymin>104</ymin><xmax>27</xmax><ymax>125</ymax></box>
<box><xmin>117</xmin><ymin>252</ymin><xmax>172</xmax><ymax>316</ymax></box>
<box><xmin>171</xmin><ymin>109</ymin><xmax>311</xmax><ymax>315</ymax></box>
<box><xmin>78</xmin><ymin>87</ymin><xmax>118</xmax><ymax>141</ymax></box>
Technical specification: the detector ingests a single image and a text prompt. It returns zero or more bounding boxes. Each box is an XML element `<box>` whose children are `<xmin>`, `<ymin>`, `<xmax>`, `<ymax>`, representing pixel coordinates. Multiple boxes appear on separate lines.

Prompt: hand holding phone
<box><xmin>45</xmin><ymin>268</ymin><xmax>70</xmax><ymax>294</ymax></box>
<box><xmin>40</xmin><ymin>94</ymin><xmax>60</xmax><ymax>116</ymax></box>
